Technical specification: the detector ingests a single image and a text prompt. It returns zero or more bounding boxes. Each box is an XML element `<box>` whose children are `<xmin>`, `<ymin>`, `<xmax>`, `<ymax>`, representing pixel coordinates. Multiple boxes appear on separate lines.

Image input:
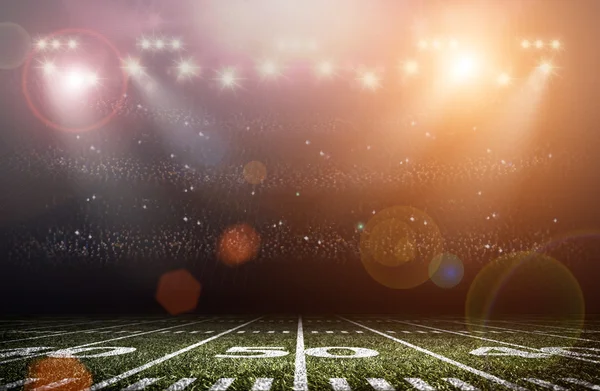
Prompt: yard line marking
<box><xmin>561</xmin><ymin>378</ymin><xmax>600</xmax><ymax>390</ymax></box>
<box><xmin>294</xmin><ymin>316</ymin><xmax>308</xmax><ymax>391</ymax></box>
<box><xmin>367</xmin><ymin>378</ymin><xmax>395</xmax><ymax>390</ymax></box>
<box><xmin>0</xmin><ymin>319</ymin><xmax>214</xmax><ymax>365</ymax></box>
<box><xmin>386</xmin><ymin>331</ymin><xmax>396</xmax><ymax>334</ymax></box>
<box><xmin>88</xmin><ymin>318</ymin><xmax>261</xmax><ymax>390</ymax></box>
<box><xmin>391</xmin><ymin>319</ymin><xmax>600</xmax><ymax>364</ymax></box>
<box><xmin>251</xmin><ymin>378</ymin><xmax>273</xmax><ymax>391</ymax></box>
<box><xmin>32</xmin><ymin>378</ymin><xmax>77</xmax><ymax>391</ymax></box>
<box><xmin>268</xmin><ymin>331</ymin><xmax>275</xmax><ymax>334</ymax></box>
<box><xmin>523</xmin><ymin>378</ymin><xmax>566</xmax><ymax>390</ymax></box>
<box><xmin>326</xmin><ymin>331</ymin><xmax>333</xmax><ymax>334</ymax></box>
<box><xmin>339</xmin><ymin>317</ymin><xmax>527</xmax><ymax>391</ymax></box>
<box><xmin>190</xmin><ymin>331</ymin><xmax>200</xmax><ymax>334</ymax></box>
<box><xmin>160</xmin><ymin>331</ymin><xmax>171</xmax><ymax>334</ymax></box>
<box><xmin>329</xmin><ymin>378</ymin><xmax>351</xmax><ymax>391</ymax></box>
<box><xmin>208</xmin><ymin>378</ymin><xmax>235</xmax><ymax>391</ymax></box>
<box><xmin>449</xmin><ymin>320</ymin><xmax>600</xmax><ymax>344</ymax></box>
<box><xmin>311</xmin><ymin>331</ymin><xmax>318</xmax><ymax>334</ymax></box>
<box><xmin>0</xmin><ymin>319</ymin><xmax>165</xmax><ymax>344</ymax></box>
<box><xmin>401</xmin><ymin>331</ymin><xmax>412</xmax><ymax>334</ymax></box>
<box><xmin>237</xmin><ymin>331</ymin><xmax>246</xmax><ymax>334</ymax></box>
<box><xmin>121</xmin><ymin>378</ymin><xmax>159</xmax><ymax>390</ymax></box>
<box><xmin>443</xmin><ymin>378</ymin><xmax>480</xmax><ymax>391</ymax></box>
<box><xmin>494</xmin><ymin>320</ymin><xmax>591</xmax><ymax>333</ymax></box>
<box><xmin>164</xmin><ymin>378</ymin><xmax>196</xmax><ymax>391</ymax></box>
<box><xmin>174</xmin><ymin>331</ymin><xmax>185</xmax><ymax>334</ymax></box>
<box><xmin>341</xmin><ymin>331</ymin><xmax>348</xmax><ymax>334</ymax></box>
<box><xmin>0</xmin><ymin>378</ymin><xmax>37</xmax><ymax>390</ymax></box>
<box><xmin>21</xmin><ymin>320</ymin><xmax>114</xmax><ymax>332</ymax></box>
<box><xmin>253</xmin><ymin>331</ymin><xmax>260</xmax><ymax>334</ymax></box>
<box><xmin>205</xmin><ymin>331</ymin><xmax>215</xmax><ymax>333</ymax></box>
<box><xmin>283</xmin><ymin>331</ymin><xmax>290</xmax><ymax>334</ymax></box>
<box><xmin>405</xmin><ymin>378</ymin><xmax>435</xmax><ymax>390</ymax></box>
<box><xmin>355</xmin><ymin>331</ymin><xmax>363</xmax><ymax>333</ymax></box>
<box><xmin>165</xmin><ymin>377</ymin><xmax>196</xmax><ymax>391</ymax></box>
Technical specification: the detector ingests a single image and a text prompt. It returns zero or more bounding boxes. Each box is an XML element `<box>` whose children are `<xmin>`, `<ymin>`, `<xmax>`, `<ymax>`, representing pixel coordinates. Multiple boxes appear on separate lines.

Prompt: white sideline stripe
<box><xmin>0</xmin><ymin>378</ymin><xmax>37</xmax><ymax>390</ymax></box>
<box><xmin>367</xmin><ymin>378</ymin><xmax>395</xmax><ymax>390</ymax></box>
<box><xmin>523</xmin><ymin>378</ymin><xmax>567</xmax><ymax>390</ymax></box>
<box><xmin>208</xmin><ymin>378</ymin><xmax>235</xmax><ymax>391</ymax></box>
<box><xmin>330</xmin><ymin>378</ymin><xmax>352</xmax><ymax>391</ymax></box>
<box><xmin>121</xmin><ymin>378</ymin><xmax>159</xmax><ymax>390</ymax></box>
<box><xmin>392</xmin><ymin>320</ymin><xmax>600</xmax><ymax>365</ymax></box>
<box><xmin>294</xmin><ymin>316</ymin><xmax>308</xmax><ymax>391</ymax></box>
<box><xmin>32</xmin><ymin>378</ymin><xmax>77</xmax><ymax>391</ymax></box>
<box><xmin>0</xmin><ymin>319</ymin><xmax>214</xmax><ymax>365</ymax></box>
<box><xmin>404</xmin><ymin>378</ymin><xmax>435</xmax><ymax>390</ymax></box>
<box><xmin>562</xmin><ymin>378</ymin><xmax>600</xmax><ymax>390</ymax></box>
<box><xmin>251</xmin><ymin>378</ymin><xmax>273</xmax><ymax>391</ymax></box>
<box><xmin>443</xmin><ymin>378</ymin><xmax>480</xmax><ymax>391</ymax></box>
<box><xmin>164</xmin><ymin>378</ymin><xmax>196</xmax><ymax>391</ymax></box>
<box><xmin>450</xmin><ymin>320</ymin><xmax>600</xmax><ymax>344</ymax></box>
<box><xmin>339</xmin><ymin>317</ymin><xmax>527</xmax><ymax>391</ymax></box>
<box><xmin>0</xmin><ymin>319</ymin><xmax>164</xmax><ymax>344</ymax></box>
<box><xmin>87</xmin><ymin>317</ymin><xmax>261</xmax><ymax>391</ymax></box>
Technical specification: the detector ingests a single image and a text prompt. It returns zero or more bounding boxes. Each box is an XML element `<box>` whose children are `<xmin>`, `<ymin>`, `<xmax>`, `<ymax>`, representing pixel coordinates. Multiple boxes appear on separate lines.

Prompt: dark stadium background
<box><xmin>1</xmin><ymin>0</ymin><xmax>600</xmax><ymax>316</ymax></box>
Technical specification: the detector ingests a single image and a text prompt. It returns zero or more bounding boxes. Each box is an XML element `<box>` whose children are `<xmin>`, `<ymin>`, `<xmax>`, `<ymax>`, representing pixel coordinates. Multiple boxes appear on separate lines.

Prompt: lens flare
<box><xmin>403</xmin><ymin>60</ymin><xmax>419</xmax><ymax>75</ymax></box>
<box><xmin>218</xmin><ymin>224</ymin><xmax>261</xmax><ymax>266</ymax></box>
<box><xmin>26</xmin><ymin>357</ymin><xmax>92</xmax><ymax>391</ymax></box>
<box><xmin>429</xmin><ymin>253</ymin><xmax>464</xmax><ymax>288</ymax></box>
<box><xmin>466</xmin><ymin>252</ymin><xmax>584</xmax><ymax>336</ymax></box>
<box><xmin>360</xmin><ymin>206</ymin><xmax>444</xmax><ymax>289</ymax></box>
<box><xmin>155</xmin><ymin>269</ymin><xmax>201</xmax><ymax>315</ymax></box>
<box><xmin>243</xmin><ymin>161</ymin><xmax>267</xmax><ymax>184</ymax></box>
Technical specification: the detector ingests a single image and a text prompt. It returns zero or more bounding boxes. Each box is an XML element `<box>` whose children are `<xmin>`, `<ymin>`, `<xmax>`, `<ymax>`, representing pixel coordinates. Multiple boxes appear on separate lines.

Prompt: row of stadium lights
<box><xmin>417</xmin><ymin>38</ymin><xmax>562</xmax><ymax>51</ymax></box>
<box><xmin>120</xmin><ymin>56</ymin><xmax>554</xmax><ymax>89</ymax></box>
<box><xmin>35</xmin><ymin>37</ymin><xmax>80</xmax><ymax>51</ymax></box>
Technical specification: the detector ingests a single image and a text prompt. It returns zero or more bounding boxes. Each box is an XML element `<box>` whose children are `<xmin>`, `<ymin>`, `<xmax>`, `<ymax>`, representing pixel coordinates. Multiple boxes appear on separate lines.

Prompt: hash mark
<box><xmin>251</xmin><ymin>378</ymin><xmax>273</xmax><ymax>391</ymax></box>
<box><xmin>164</xmin><ymin>378</ymin><xmax>196</xmax><ymax>391</ymax></box>
<box><xmin>367</xmin><ymin>378</ymin><xmax>395</xmax><ymax>390</ymax></box>
<box><xmin>174</xmin><ymin>331</ymin><xmax>185</xmax><ymax>334</ymax></box>
<box><xmin>329</xmin><ymin>378</ymin><xmax>351</xmax><ymax>391</ymax></box>
<box><xmin>443</xmin><ymin>378</ymin><xmax>480</xmax><ymax>390</ymax></box>
<box><xmin>208</xmin><ymin>378</ymin><xmax>235</xmax><ymax>391</ymax></box>
<box><xmin>121</xmin><ymin>378</ymin><xmax>159</xmax><ymax>390</ymax></box>
<box><xmin>237</xmin><ymin>331</ymin><xmax>246</xmax><ymax>334</ymax></box>
<box><xmin>404</xmin><ymin>378</ymin><xmax>436</xmax><ymax>390</ymax></box>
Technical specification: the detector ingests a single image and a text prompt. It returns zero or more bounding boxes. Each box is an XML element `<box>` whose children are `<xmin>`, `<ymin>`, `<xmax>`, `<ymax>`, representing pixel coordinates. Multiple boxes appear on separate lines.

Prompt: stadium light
<box><xmin>539</xmin><ymin>61</ymin><xmax>553</xmax><ymax>75</ymax></box>
<box><xmin>497</xmin><ymin>72</ymin><xmax>511</xmax><ymax>86</ymax></box>
<box><xmin>154</xmin><ymin>39</ymin><xmax>165</xmax><ymax>50</ymax></box>
<box><xmin>171</xmin><ymin>39</ymin><xmax>183</xmax><ymax>50</ymax></box>
<box><xmin>35</xmin><ymin>39</ymin><xmax>47</xmax><ymax>51</ymax></box>
<box><xmin>521</xmin><ymin>40</ymin><xmax>531</xmax><ymax>49</ymax></box>
<box><xmin>51</xmin><ymin>39</ymin><xmax>61</xmax><ymax>50</ymax></box>
<box><xmin>122</xmin><ymin>57</ymin><xmax>145</xmax><ymax>77</ymax></box>
<box><xmin>358</xmin><ymin>71</ymin><xmax>381</xmax><ymax>90</ymax></box>
<box><xmin>139</xmin><ymin>37</ymin><xmax>152</xmax><ymax>50</ymax></box>
<box><xmin>403</xmin><ymin>60</ymin><xmax>419</xmax><ymax>75</ymax></box>
<box><xmin>65</xmin><ymin>69</ymin><xmax>86</xmax><ymax>91</ymax></box>
<box><xmin>216</xmin><ymin>67</ymin><xmax>240</xmax><ymax>89</ymax></box>
<box><xmin>258</xmin><ymin>60</ymin><xmax>281</xmax><ymax>79</ymax></box>
<box><xmin>418</xmin><ymin>40</ymin><xmax>428</xmax><ymax>50</ymax></box>
<box><xmin>535</xmin><ymin>39</ymin><xmax>544</xmax><ymax>49</ymax></box>
<box><xmin>551</xmin><ymin>40</ymin><xmax>561</xmax><ymax>50</ymax></box>
<box><xmin>316</xmin><ymin>60</ymin><xmax>334</xmax><ymax>77</ymax></box>
<box><xmin>450</xmin><ymin>54</ymin><xmax>479</xmax><ymax>82</ymax></box>
<box><xmin>67</xmin><ymin>39</ymin><xmax>78</xmax><ymax>50</ymax></box>
<box><xmin>41</xmin><ymin>60</ymin><xmax>57</xmax><ymax>76</ymax></box>
<box><xmin>175</xmin><ymin>58</ymin><xmax>200</xmax><ymax>80</ymax></box>
<box><xmin>432</xmin><ymin>39</ymin><xmax>442</xmax><ymax>50</ymax></box>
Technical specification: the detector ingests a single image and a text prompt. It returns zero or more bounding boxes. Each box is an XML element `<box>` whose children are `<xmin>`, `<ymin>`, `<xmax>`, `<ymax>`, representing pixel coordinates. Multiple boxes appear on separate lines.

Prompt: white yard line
<box><xmin>338</xmin><ymin>317</ymin><xmax>528</xmax><ymax>391</ymax></box>
<box><xmin>18</xmin><ymin>320</ymin><xmax>119</xmax><ymax>332</ymax></box>
<box><xmin>0</xmin><ymin>318</ymin><xmax>215</xmax><ymax>365</ymax></box>
<box><xmin>87</xmin><ymin>317</ymin><xmax>262</xmax><ymax>391</ymax></box>
<box><xmin>0</xmin><ymin>319</ymin><xmax>166</xmax><ymax>344</ymax></box>
<box><xmin>448</xmin><ymin>320</ymin><xmax>600</xmax><ymax>344</ymax></box>
<box><xmin>390</xmin><ymin>320</ymin><xmax>600</xmax><ymax>364</ymax></box>
<box><xmin>293</xmin><ymin>316</ymin><xmax>308</xmax><ymax>391</ymax></box>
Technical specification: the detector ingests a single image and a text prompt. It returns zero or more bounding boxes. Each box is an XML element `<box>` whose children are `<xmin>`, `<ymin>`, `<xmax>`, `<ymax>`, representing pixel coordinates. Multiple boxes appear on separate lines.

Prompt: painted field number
<box><xmin>215</xmin><ymin>346</ymin><xmax>379</xmax><ymax>359</ymax></box>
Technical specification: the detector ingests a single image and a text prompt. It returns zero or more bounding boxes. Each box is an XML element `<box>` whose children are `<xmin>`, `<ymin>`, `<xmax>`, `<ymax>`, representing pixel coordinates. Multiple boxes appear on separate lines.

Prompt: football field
<box><xmin>0</xmin><ymin>316</ymin><xmax>599</xmax><ymax>390</ymax></box>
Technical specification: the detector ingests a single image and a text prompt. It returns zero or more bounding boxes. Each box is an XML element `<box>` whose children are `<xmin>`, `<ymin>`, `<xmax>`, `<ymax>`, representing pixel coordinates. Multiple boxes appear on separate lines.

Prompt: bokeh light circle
<box><xmin>360</xmin><ymin>206</ymin><xmax>444</xmax><ymax>289</ymax></box>
<box><xmin>243</xmin><ymin>160</ymin><xmax>267</xmax><ymax>184</ymax></box>
<box><xmin>429</xmin><ymin>253</ymin><xmax>464</xmax><ymax>288</ymax></box>
<box><xmin>0</xmin><ymin>22</ymin><xmax>31</xmax><ymax>69</ymax></box>
<box><xmin>26</xmin><ymin>357</ymin><xmax>92</xmax><ymax>391</ymax></box>
<box><xmin>217</xmin><ymin>223</ymin><xmax>261</xmax><ymax>266</ymax></box>
<box><xmin>466</xmin><ymin>251</ymin><xmax>584</xmax><ymax>335</ymax></box>
<box><xmin>155</xmin><ymin>269</ymin><xmax>202</xmax><ymax>315</ymax></box>
<box><xmin>21</xmin><ymin>28</ymin><xmax>128</xmax><ymax>133</ymax></box>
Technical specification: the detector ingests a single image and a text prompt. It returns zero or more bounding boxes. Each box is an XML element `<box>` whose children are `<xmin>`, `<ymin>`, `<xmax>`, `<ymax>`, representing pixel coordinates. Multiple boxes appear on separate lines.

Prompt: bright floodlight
<box><xmin>403</xmin><ymin>60</ymin><xmax>418</xmax><ymax>75</ymax></box>
<box><xmin>450</xmin><ymin>54</ymin><xmax>479</xmax><ymax>82</ymax></box>
<box><xmin>535</xmin><ymin>39</ymin><xmax>544</xmax><ymax>49</ymax></box>
<box><xmin>154</xmin><ymin>39</ymin><xmax>165</xmax><ymax>50</ymax></box>
<box><xmin>216</xmin><ymin>67</ymin><xmax>240</xmax><ymax>89</ymax></box>
<box><xmin>539</xmin><ymin>61</ymin><xmax>553</xmax><ymax>75</ymax></box>
<box><xmin>36</xmin><ymin>39</ymin><xmax>47</xmax><ymax>50</ymax></box>
<box><xmin>41</xmin><ymin>60</ymin><xmax>57</xmax><ymax>76</ymax></box>
<box><xmin>87</xmin><ymin>72</ymin><xmax>99</xmax><ymax>87</ymax></box>
<box><xmin>67</xmin><ymin>39</ymin><xmax>78</xmax><ymax>50</ymax></box>
<box><xmin>65</xmin><ymin>69</ymin><xmax>86</xmax><ymax>91</ymax></box>
<box><xmin>521</xmin><ymin>40</ymin><xmax>530</xmax><ymax>49</ymax></box>
<box><xmin>258</xmin><ymin>60</ymin><xmax>280</xmax><ymax>78</ymax></box>
<box><xmin>358</xmin><ymin>71</ymin><xmax>380</xmax><ymax>90</ymax></box>
<box><xmin>432</xmin><ymin>40</ymin><xmax>442</xmax><ymax>50</ymax></box>
<box><xmin>51</xmin><ymin>39</ymin><xmax>61</xmax><ymax>50</ymax></box>
<box><xmin>551</xmin><ymin>40</ymin><xmax>561</xmax><ymax>50</ymax></box>
<box><xmin>139</xmin><ymin>38</ymin><xmax>151</xmax><ymax>50</ymax></box>
<box><xmin>171</xmin><ymin>39</ymin><xmax>183</xmax><ymax>50</ymax></box>
<box><xmin>497</xmin><ymin>72</ymin><xmax>511</xmax><ymax>86</ymax></box>
<box><xmin>175</xmin><ymin>58</ymin><xmax>199</xmax><ymax>80</ymax></box>
<box><xmin>316</xmin><ymin>60</ymin><xmax>334</xmax><ymax>77</ymax></box>
<box><xmin>122</xmin><ymin>57</ymin><xmax>144</xmax><ymax>77</ymax></box>
<box><xmin>418</xmin><ymin>40</ymin><xmax>428</xmax><ymax>50</ymax></box>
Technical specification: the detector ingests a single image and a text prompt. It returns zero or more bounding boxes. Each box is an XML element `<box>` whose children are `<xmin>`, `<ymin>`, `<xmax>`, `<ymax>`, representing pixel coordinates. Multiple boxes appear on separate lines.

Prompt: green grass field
<box><xmin>0</xmin><ymin>316</ymin><xmax>599</xmax><ymax>390</ymax></box>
